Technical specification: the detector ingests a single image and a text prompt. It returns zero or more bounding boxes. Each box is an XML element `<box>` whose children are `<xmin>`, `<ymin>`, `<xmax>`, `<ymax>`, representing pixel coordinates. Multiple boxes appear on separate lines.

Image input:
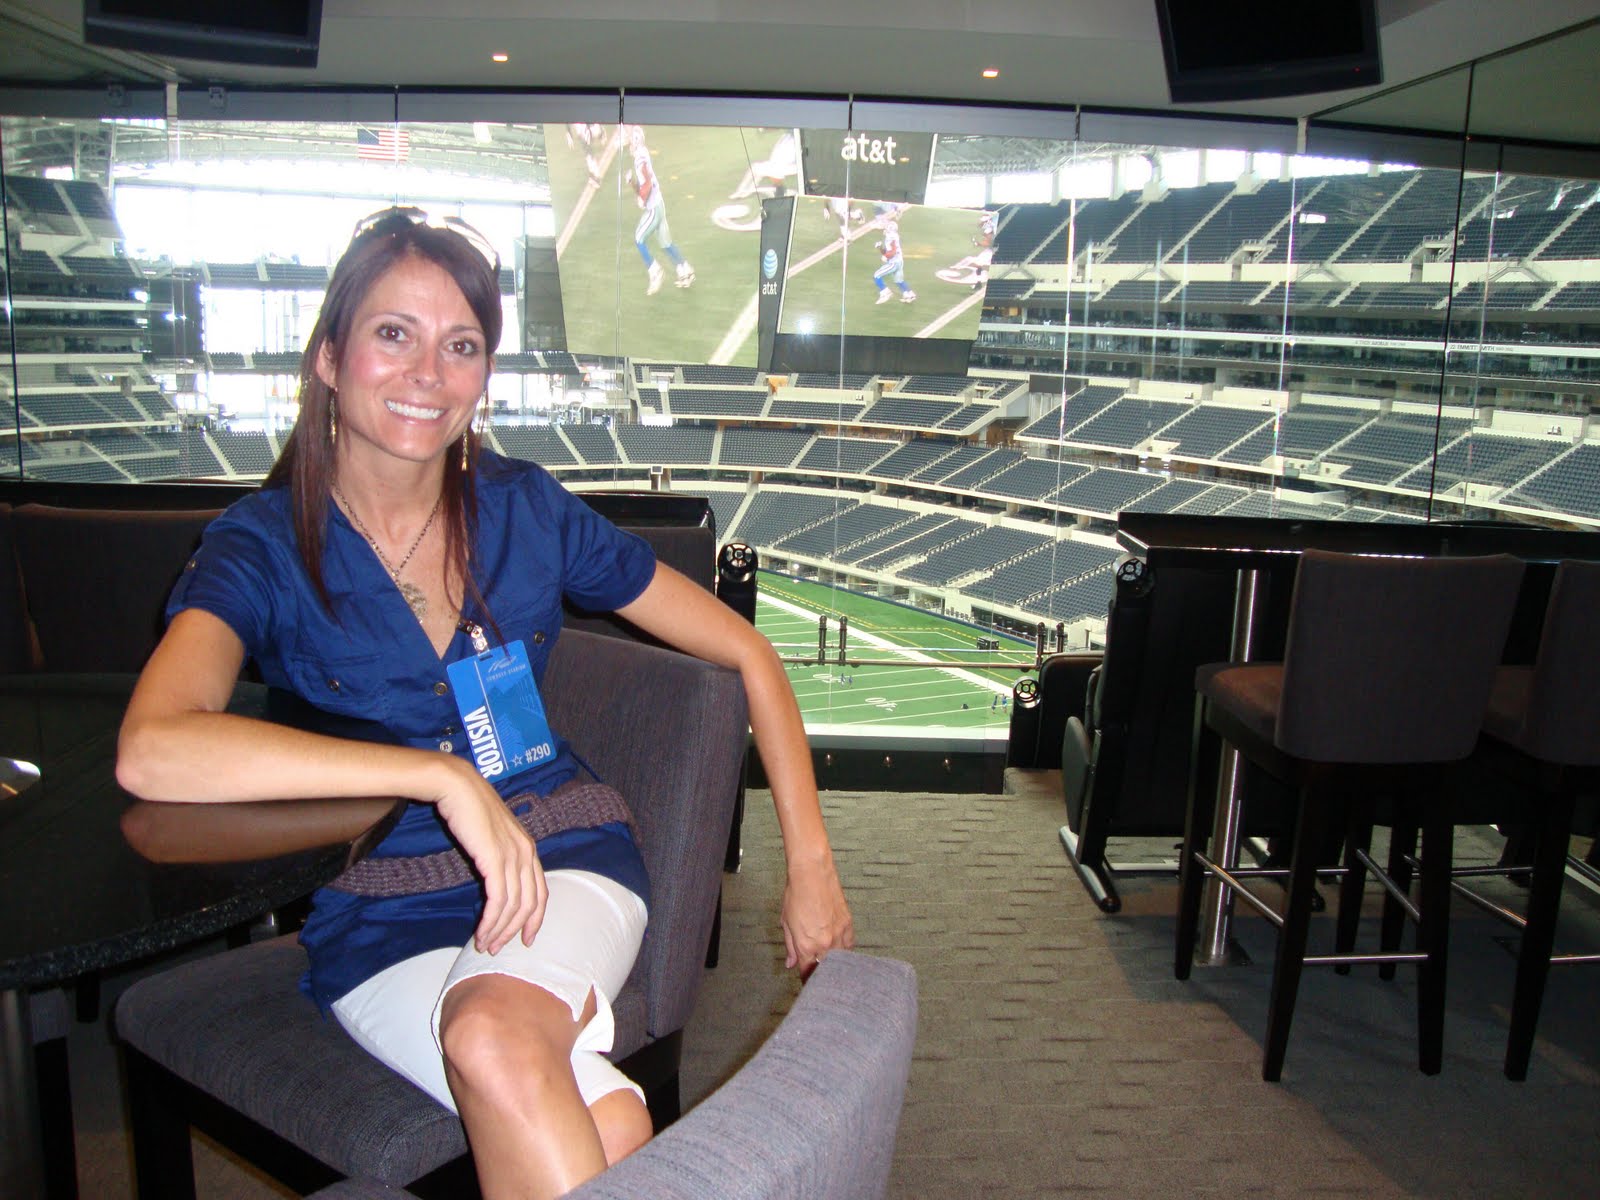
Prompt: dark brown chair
<box><xmin>1173</xmin><ymin>549</ymin><xmax>1524</xmax><ymax>1081</ymax></box>
<box><xmin>1451</xmin><ymin>559</ymin><xmax>1600</xmax><ymax>1079</ymax></box>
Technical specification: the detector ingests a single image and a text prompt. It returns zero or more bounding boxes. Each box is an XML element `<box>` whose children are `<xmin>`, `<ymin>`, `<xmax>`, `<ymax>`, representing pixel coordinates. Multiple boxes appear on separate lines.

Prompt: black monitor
<box><xmin>84</xmin><ymin>1</ymin><xmax>323</xmax><ymax>69</ymax></box>
<box><xmin>1154</xmin><ymin>1</ymin><xmax>1381</xmax><ymax>103</ymax></box>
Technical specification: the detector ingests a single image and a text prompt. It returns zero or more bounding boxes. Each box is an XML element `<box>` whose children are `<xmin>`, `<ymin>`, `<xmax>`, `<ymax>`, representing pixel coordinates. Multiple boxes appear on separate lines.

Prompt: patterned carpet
<box><xmin>64</xmin><ymin>777</ymin><xmax>1600</xmax><ymax>1197</ymax></box>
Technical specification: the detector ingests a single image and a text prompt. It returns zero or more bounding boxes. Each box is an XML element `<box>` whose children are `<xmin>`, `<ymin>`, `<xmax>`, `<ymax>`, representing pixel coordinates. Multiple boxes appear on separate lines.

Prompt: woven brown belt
<box><xmin>326</xmin><ymin>778</ymin><xmax>634</xmax><ymax>898</ymax></box>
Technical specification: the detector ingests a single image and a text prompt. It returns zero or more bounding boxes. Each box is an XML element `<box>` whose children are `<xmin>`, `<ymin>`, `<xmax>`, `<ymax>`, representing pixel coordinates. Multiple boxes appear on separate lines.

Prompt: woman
<box><xmin>117</xmin><ymin>207</ymin><xmax>854</xmax><ymax>1200</ymax></box>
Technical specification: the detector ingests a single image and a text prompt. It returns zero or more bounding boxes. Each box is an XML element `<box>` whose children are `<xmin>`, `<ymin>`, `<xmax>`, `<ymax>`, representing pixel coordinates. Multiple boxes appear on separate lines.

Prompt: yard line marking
<box><xmin>915</xmin><ymin>287</ymin><xmax>985</xmax><ymax>339</ymax></box>
<box><xmin>556</xmin><ymin>131</ymin><xmax>622</xmax><ymax>259</ymax></box>
<box><xmin>762</xmin><ymin>592</ymin><xmax>1011</xmax><ymax>697</ymax></box>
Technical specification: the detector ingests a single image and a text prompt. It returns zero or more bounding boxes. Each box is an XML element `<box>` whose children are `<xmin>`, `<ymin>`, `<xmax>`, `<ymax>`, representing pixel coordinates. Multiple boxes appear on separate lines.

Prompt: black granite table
<box><xmin>0</xmin><ymin>674</ymin><xmax>402</xmax><ymax>1200</ymax></box>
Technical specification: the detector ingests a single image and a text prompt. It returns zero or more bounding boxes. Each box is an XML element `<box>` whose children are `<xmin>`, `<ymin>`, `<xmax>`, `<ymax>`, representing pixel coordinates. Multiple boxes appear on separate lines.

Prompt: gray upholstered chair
<box><xmin>1173</xmin><ymin>549</ymin><xmax>1524</xmax><ymax>1081</ymax></box>
<box><xmin>114</xmin><ymin>628</ymin><xmax>749</xmax><ymax>1197</ymax></box>
<box><xmin>298</xmin><ymin>950</ymin><xmax>918</xmax><ymax>1200</ymax></box>
<box><xmin>9</xmin><ymin>504</ymin><xmax>220</xmax><ymax>673</ymax></box>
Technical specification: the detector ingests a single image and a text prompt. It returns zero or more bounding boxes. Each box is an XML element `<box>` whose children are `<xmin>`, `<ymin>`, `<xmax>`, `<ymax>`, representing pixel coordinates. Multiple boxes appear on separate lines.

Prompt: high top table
<box><xmin>0</xmin><ymin>674</ymin><xmax>402</xmax><ymax>1200</ymax></box>
<box><xmin>1116</xmin><ymin>512</ymin><xmax>1600</xmax><ymax>968</ymax></box>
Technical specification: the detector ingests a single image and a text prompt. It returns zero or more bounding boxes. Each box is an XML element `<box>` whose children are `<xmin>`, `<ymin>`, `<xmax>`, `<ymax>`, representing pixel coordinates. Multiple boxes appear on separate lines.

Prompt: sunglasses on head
<box><xmin>351</xmin><ymin>206</ymin><xmax>501</xmax><ymax>276</ymax></box>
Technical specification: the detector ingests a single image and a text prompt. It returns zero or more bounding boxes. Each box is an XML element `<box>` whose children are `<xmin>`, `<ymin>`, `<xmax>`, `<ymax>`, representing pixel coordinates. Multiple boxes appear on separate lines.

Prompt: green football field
<box><xmin>754</xmin><ymin>572</ymin><xmax>1035</xmax><ymax>732</ymax></box>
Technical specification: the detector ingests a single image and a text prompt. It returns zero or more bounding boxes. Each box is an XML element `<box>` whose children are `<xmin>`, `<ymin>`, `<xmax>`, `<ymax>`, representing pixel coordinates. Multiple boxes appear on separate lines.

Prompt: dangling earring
<box><xmin>461</xmin><ymin>430</ymin><xmax>470</xmax><ymax>471</ymax></box>
<box><xmin>329</xmin><ymin>391</ymin><xmax>339</xmax><ymax>444</ymax></box>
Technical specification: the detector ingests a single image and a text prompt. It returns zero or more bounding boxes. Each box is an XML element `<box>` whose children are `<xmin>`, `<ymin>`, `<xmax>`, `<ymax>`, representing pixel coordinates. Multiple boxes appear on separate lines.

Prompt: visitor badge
<box><xmin>445</xmin><ymin>640</ymin><xmax>555</xmax><ymax>782</ymax></box>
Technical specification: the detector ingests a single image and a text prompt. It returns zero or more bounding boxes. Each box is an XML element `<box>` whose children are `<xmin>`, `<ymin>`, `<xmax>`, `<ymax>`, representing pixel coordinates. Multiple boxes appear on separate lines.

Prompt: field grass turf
<box><xmin>754</xmin><ymin>571</ymin><xmax>1035</xmax><ymax>732</ymax></box>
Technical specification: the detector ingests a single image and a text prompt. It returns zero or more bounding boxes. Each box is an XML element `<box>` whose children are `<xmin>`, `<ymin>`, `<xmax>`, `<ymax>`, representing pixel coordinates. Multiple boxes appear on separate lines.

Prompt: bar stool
<box><xmin>1455</xmin><ymin>559</ymin><xmax>1600</xmax><ymax>1079</ymax></box>
<box><xmin>1173</xmin><ymin>549</ymin><xmax>1524</xmax><ymax>1081</ymax></box>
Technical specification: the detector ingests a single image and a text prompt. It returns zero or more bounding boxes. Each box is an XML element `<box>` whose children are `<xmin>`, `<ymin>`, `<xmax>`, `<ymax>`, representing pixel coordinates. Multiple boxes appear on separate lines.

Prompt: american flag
<box><xmin>357</xmin><ymin>127</ymin><xmax>410</xmax><ymax>162</ymax></box>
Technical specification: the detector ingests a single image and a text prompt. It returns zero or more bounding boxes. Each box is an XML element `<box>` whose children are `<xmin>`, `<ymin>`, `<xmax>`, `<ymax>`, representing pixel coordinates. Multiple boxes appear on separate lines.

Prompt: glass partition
<box><xmin>3</xmin><ymin>50</ymin><xmax>1597</xmax><ymax>743</ymax></box>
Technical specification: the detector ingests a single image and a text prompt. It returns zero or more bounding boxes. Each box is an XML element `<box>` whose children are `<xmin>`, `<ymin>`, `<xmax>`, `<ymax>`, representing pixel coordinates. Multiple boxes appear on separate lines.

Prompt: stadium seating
<box><xmin>1180</xmin><ymin>180</ymin><xmax>1299</xmax><ymax>260</ymax></box>
<box><xmin>776</xmin><ymin>505</ymin><xmax>920</xmax><ymax>560</ymax></box>
<box><xmin>900</xmin><ymin>525</ymin><xmax>1052</xmax><ymax>586</ymax></box>
<box><xmin>867</xmin><ymin>439</ymin><xmax>963</xmax><ymax>480</ymax></box>
<box><xmin>767</xmin><ymin>398</ymin><xmax>865</xmax><ymax>422</ymax></box>
<box><xmin>974</xmin><ymin>457</ymin><xmax>1088</xmax><ymax>503</ymax></box>
<box><xmin>1050</xmin><ymin>467</ymin><xmax>1166</xmax><ymax>516</ymax></box>
<box><xmin>720</xmin><ymin>426</ymin><xmax>811</xmax><ymax>468</ymax></box>
<box><xmin>493</xmin><ymin>425</ymin><xmax>579</xmax><ymax>467</ymax></box>
<box><xmin>1320</xmin><ymin>414</ymin><xmax>1472</xmax><ymax>485</ymax></box>
<box><xmin>856</xmin><ymin>516</ymin><xmax>974</xmax><ymax>571</ymax></box>
<box><xmin>212</xmin><ymin>431</ymin><xmax>277</xmax><ymax>475</ymax></box>
<box><xmin>835</xmin><ymin>512</ymin><xmax>953</xmax><ymax>564</ymax></box>
<box><xmin>732</xmin><ymin>490</ymin><xmax>859</xmax><ymax>547</ymax></box>
<box><xmin>562</xmin><ymin>424</ymin><xmax>622</xmax><ymax>464</ymax></box>
<box><xmin>907</xmin><ymin>443</ymin><xmax>993</xmax><ymax>484</ymax></box>
<box><xmin>1028</xmin><ymin>566</ymin><xmax>1116</xmax><ymax>623</ymax></box>
<box><xmin>795</xmin><ymin>436</ymin><xmax>894</xmax><ymax>474</ymax></box>
<box><xmin>857</xmin><ymin>397</ymin><xmax>963</xmax><ymax>428</ymax></box>
<box><xmin>937</xmin><ymin>403</ymin><xmax>994</xmax><ymax>431</ymax></box>
<box><xmin>938</xmin><ymin>447</ymin><xmax>1021</xmax><ymax>491</ymax></box>
<box><xmin>1062</xmin><ymin>398</ymin><xmax>1189</xmax><ymax>450</ymax></box>
<box><xmin>1121</xmin><ymin>478</ymin><xmax>1217</xmax><ymax>513</ymax></box>
<box><xmin>1104</xmin><ymin>182</ymin><xmax>1233</xmax><ymax>263</ymax></box>
<box><xmin>1220</xmin><ymin>403</ymin><xmax>1371</xmax><ymax>466</ymax></box>
<box><xmin>1158</xmin><ymin>405</ymin><xmax>1272</xmax><ymax>460</ymax></box>
<box><xmin>616</xmin><ymin>425</ymin><xmax>715</xmax><ymax>465</ymax></box>
<box><xmin>666</xmin><ymin>388</ymin><xmax>766</xmax><ymax>417</ymax></box>
<box><xmin>680</xmin><ymin>364</ymin><xmax>761</xmax><ymax>385</ymax></box>
<box><xmin>1394</xmin><ymin>431</ymin><xmax>1564</xmax><ymax>493</ymax></box>
<box><xmin>1507</xmin><ymin>443</ymin><xmax>1600</xmax><ymax>518</ymax></box>
<box><xmin>792</xmin><ymin>372</ymin><xmax>874</xmax><ymax>390</ymax></box>
<box><xmin>898</xmin><ymin>375</ymin><xmax>970</xmax><ymax>397</ymax></box>
<box><xmin>1542</xmin><ymin>205</ymin><xmax>1600</xmax><ymax>258</ymax></box>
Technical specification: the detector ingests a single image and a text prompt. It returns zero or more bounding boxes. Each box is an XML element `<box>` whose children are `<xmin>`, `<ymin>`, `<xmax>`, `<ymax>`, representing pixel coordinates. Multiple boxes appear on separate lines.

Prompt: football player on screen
<box><xmin>623</xmin><ymin>125</ymin><xmax>694</xmax><ymax>295</ymax></box>
<box><xmin>872</xmin><ymin>205</ymin><xmax>916</xmax><ymax>305</ymax></box>
<box><xmin>937</xmin><ymin>210</ymin><xmax>997</xmax><ymax>288</ymax></box>
<box><xmin>565</xmin><ymin>123</ymin><xmax>607</xmax><ymax>186</ymax></box>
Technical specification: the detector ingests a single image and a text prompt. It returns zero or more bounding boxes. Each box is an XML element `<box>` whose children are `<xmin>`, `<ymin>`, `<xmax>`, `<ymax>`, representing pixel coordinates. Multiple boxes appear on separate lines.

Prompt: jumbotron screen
<box><xmin>758</xmin><ymin>196</ymin><xmax>996</xmax><ymax>375</ymax></box>
<box><xmin>545</xmin><ymin>124</ymin><xmax>805</xmax><ymax>365</ymax></box>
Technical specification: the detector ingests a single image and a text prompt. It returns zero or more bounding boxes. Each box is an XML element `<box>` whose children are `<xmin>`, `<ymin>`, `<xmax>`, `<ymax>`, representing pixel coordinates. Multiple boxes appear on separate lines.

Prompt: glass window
<box><xmin>4</xmin><ymin>42</ymin><xmax>1598</xmax><ymax>742</ymax></box>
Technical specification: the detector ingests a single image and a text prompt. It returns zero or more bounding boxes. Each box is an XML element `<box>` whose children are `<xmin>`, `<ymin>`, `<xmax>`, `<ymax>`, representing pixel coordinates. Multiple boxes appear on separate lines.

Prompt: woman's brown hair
<box><xmin>265</xmin><ymin>211</ymin><xmax>504</xmax><ymax>615</ymax></box>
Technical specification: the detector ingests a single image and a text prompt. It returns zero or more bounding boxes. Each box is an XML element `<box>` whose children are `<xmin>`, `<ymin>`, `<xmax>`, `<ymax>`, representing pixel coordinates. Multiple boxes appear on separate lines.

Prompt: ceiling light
<box><xmin>981</xmin><ymin>67</ymin><xmax>1000</xmax><ymax>79</ymax></box>
<box><xmin>491</xmin><ymin>52</ymin><xmax>510</xmax><ymax>63</ymax></box>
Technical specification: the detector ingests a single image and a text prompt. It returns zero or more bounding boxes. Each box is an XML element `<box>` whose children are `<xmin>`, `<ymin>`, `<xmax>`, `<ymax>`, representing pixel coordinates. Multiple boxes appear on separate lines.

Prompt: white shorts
<box><xmin>331</xmin><ymin>869</ymin><xmax>648</xmax><ymax>1112</ymax></box>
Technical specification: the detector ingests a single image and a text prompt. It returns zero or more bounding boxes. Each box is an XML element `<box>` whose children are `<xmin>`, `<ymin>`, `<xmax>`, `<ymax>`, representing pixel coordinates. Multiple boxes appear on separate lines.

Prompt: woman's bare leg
<box><xmin>441</xmin><ymin>974</ymin><xmax>608</xmax><ymax>1200</ymax></box>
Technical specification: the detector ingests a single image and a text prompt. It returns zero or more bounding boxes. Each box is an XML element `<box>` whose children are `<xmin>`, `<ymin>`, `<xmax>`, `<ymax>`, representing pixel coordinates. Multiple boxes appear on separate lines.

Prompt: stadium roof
<box><xmin>0</xmin><ymin>1</ymin><xmax>1597</xmax><ymax>144</ymax></box>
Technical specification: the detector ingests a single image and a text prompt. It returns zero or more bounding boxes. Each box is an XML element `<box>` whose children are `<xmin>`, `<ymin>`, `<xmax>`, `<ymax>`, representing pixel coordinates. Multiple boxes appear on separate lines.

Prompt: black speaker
<box><xmin>717</xmin><ymin>543</ymin><xmax>758</xmax><ymax>625</ymax></box>
<box><xmin>85</xmin><ymin>1</ymin><xmax>323</xmax><ymax>69</ymax></box>
<box><xmin>1155</xmin><ymin>0</ymin><xmax>1381</xmax><ymax>103</ymax></box>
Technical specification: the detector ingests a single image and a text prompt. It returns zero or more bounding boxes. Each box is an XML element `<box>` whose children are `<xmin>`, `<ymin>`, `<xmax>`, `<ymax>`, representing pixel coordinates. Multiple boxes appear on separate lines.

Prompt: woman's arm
<box><xmin>117</xmin><ymin>608</ymin><xmax>547</xmax><ymax>954</ymax></box>
<box><xmin>615</xmin><ymin>563</ymin><xmax>854</xmax><ymax>970</ymax></box>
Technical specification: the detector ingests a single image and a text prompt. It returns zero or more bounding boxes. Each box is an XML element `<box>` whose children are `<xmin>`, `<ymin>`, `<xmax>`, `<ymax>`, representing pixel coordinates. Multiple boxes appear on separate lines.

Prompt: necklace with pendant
<box><xmin>332</xmin><ymin>483</ymin><xmax>442</xmax><ymax>622</ymax></box>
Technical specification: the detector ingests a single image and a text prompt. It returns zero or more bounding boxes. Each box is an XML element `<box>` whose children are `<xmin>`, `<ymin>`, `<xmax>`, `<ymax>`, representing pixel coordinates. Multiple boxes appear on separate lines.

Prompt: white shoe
<box><xmin>647</xmin><ymin>262</ymin><xmax>664</xmax><ymax>295</ymax></box>
<box><xmin>900</xmin><ymin>290</ymin><xmax>917</xmax><ymax>303</ymax></box>
<box><xmin>675</xmin><ymin>262</ymin><xmax>695</xmax><ymax>288</ymax></box>
<box><xmin>875</xmin><ymin>289</ymin><xmax>892</xmax><ymax>305</ymax></box>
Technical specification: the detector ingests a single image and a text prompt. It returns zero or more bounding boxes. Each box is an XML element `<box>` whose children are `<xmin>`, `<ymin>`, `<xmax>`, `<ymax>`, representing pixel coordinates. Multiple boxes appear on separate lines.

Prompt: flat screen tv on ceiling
<box><xmin>1154</xmin><ymin>0</ymin><xmax>1381</xmax><ymax>103</ymax></box>
<box><xmin>84</xmin><ymin>1</ymin><xmax>323</xmax><ymax>69</ymax></box>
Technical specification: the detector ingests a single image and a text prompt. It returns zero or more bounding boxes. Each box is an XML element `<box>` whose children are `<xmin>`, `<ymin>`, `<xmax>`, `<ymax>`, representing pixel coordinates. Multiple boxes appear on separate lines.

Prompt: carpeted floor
<box><xmin>62</xmin><ymin>777</ymin><xmax>1600</xmax><ymax>1197</ymax></box>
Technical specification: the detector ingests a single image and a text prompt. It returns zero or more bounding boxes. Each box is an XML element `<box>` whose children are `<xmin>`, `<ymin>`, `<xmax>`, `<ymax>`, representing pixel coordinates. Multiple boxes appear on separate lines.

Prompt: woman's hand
<box><xmin>429</xmin><ymin>757</ymin><xmax>548</xmax><ymax>954</ymax></box>
<box><xmin>781</xmin><ymin>852</ymin><xmax>855</xmax><ymax>976</ymax></box>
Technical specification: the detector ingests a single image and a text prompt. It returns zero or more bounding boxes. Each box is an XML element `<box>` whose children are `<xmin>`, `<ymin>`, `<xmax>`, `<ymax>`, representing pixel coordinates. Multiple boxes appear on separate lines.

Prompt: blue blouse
<box><xmin>167</xmin><ymin>452</ymin><xmax>658</xmax><ymax>1009</ymax></box>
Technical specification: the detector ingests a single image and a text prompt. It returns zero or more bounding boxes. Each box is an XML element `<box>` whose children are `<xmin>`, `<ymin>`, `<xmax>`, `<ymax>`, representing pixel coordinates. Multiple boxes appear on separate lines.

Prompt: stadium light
<box><xmin>981</xmin><ymin>68</ymin><xmax>1000</xmax><ymax>79</ymax></box>
<box><xmin>490</xmin><ymin>52</ymin><xmax>509</xmax><ymax>63</ymax></box>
